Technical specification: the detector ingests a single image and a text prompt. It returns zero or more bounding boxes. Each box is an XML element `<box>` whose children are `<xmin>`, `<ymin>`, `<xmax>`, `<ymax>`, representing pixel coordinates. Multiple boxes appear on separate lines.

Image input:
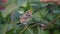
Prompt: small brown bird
<box><xmin>20</xmin><ymin>9</ymin><xmax>32</xmax><ymax>24</ymax></box>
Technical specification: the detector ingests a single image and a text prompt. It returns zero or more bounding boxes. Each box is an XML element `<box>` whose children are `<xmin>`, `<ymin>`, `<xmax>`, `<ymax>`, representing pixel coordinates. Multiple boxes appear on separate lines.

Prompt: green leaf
<box><xmin>0</xmin><ymin>24</ymin><xmax>8</xmax><ymax>34</ymax></box>
<box><xmin>53</xmin><ymin>30</ymin><xmax>60</xmax><ymax>34</ymax></box>
<box><xmin>52</xmin><ymin>9</ymin><xmax>60</xmax><ymax>14</ymax></box>
<box><xmin>2</xmin><ymin>4</ymin><xmax>18</xmax><ymax>18</ymax></box>
<box><xmin>39</xmin><ymin>8</ymin><xmax>48</xmax><ymax>17</ymax></box>
<box><xmin>46</xmin><ymin>14</ymin><xmax>56</xmax><ymax>21</ymax></box>
<box><xmin>2</xmin><ymin>0</ymin><xmax>19</xmax><ymax>17</ymax></box>
<box><xmin>6</xmin><ymin>28</ymin><xmax>15</xmax><ymax>34</ymax></box>
<box><xmin>55</xmin><ymin>19</ymin><xmax>60</xmax><ymax>26</ymax></box>
<box><xmin>23</xmin><ymin>27</ymin><xmax>33</xmax><ymax>34</ymax></box>
<box><xmin>33</xmin><ymin>11</ymin><xmax>43</xmax><ymax>22</ymax></box>
<box><xmin>31</xmin><ymin>26</ymin><xmax>39</xmax><ymax>34</ymax></box>
<box><xmin>18</xmin><ymin>0</ymin><xmax>28</xmax><ymax>6</ymax></box>
<box><xmin>12</xmin><ymin>24</ymin><xmax>25</xmax><ymax>34</ymax></box>
<box><xmin>38</xmin><ymin>26</ymin><xmax>49</xmax><ymax>34</ymax></box>
<box><xmin>40</xmin><ymin>29</ymin><xmax>49</xmax><ymax>34</ymax></box>
<box><xmin>38</xmin><ymin>26</ymin><xmax>41</xmax><ymax>34</ymax></box>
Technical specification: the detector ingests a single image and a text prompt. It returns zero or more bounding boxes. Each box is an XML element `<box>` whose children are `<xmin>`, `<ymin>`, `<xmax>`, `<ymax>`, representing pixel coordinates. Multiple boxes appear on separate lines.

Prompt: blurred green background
<box><xmin>0</xmin><ymin>0</ymin><xmax>60</xmax><ymax>34</ymax></box>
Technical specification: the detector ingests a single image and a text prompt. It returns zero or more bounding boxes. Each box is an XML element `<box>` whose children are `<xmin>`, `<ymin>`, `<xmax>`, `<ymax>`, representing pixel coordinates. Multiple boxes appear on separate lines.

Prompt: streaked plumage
<box><xmin>20</xmin><ymin>9</ymin><xmax>32</xmax><ymax>24</ymax></box>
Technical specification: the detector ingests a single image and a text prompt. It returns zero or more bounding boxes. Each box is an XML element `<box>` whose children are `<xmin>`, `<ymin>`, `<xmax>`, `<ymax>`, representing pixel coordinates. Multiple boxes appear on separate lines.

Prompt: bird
<box><xmin>19</xmin><ymin>9</ymin><xmax>32</xmax><ymax>24</ymax></box>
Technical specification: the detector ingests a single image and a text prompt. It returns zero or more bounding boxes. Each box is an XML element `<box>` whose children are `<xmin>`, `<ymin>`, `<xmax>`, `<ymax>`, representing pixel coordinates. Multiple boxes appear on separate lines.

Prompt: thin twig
<box><xmin>30</xmin><ymin>24</ymin><xmax>37</xmax><ymax>27</ymax></box>
<box><xmin>25</xmin><ymin>25</ymin><xmax>33</xmax><ymax>34</ymax></box>
<box><xmin>19</xmin><ymin>25</ymin><xmax>27</xmax><ymax>34</ymax></box>
<box><xmin>42</xmin><ymin>15</ymin><xmax>60</xmax><ymax>30</ymax></box>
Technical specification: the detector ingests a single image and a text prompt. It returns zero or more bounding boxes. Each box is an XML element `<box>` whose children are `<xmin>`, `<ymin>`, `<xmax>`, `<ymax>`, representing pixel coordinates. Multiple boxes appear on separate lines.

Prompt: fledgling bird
<box><xmin>19</xmin><ymin>9</ymin><xmax>32</xmax><ymax>24</ymax></box>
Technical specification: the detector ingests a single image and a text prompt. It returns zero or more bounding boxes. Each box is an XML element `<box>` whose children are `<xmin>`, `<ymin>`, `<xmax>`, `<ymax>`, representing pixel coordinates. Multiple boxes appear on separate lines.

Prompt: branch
<box><xmin>42</xmin><ymin>15</ymin><xmax>60</xmax><ymax>30</ymax></box>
